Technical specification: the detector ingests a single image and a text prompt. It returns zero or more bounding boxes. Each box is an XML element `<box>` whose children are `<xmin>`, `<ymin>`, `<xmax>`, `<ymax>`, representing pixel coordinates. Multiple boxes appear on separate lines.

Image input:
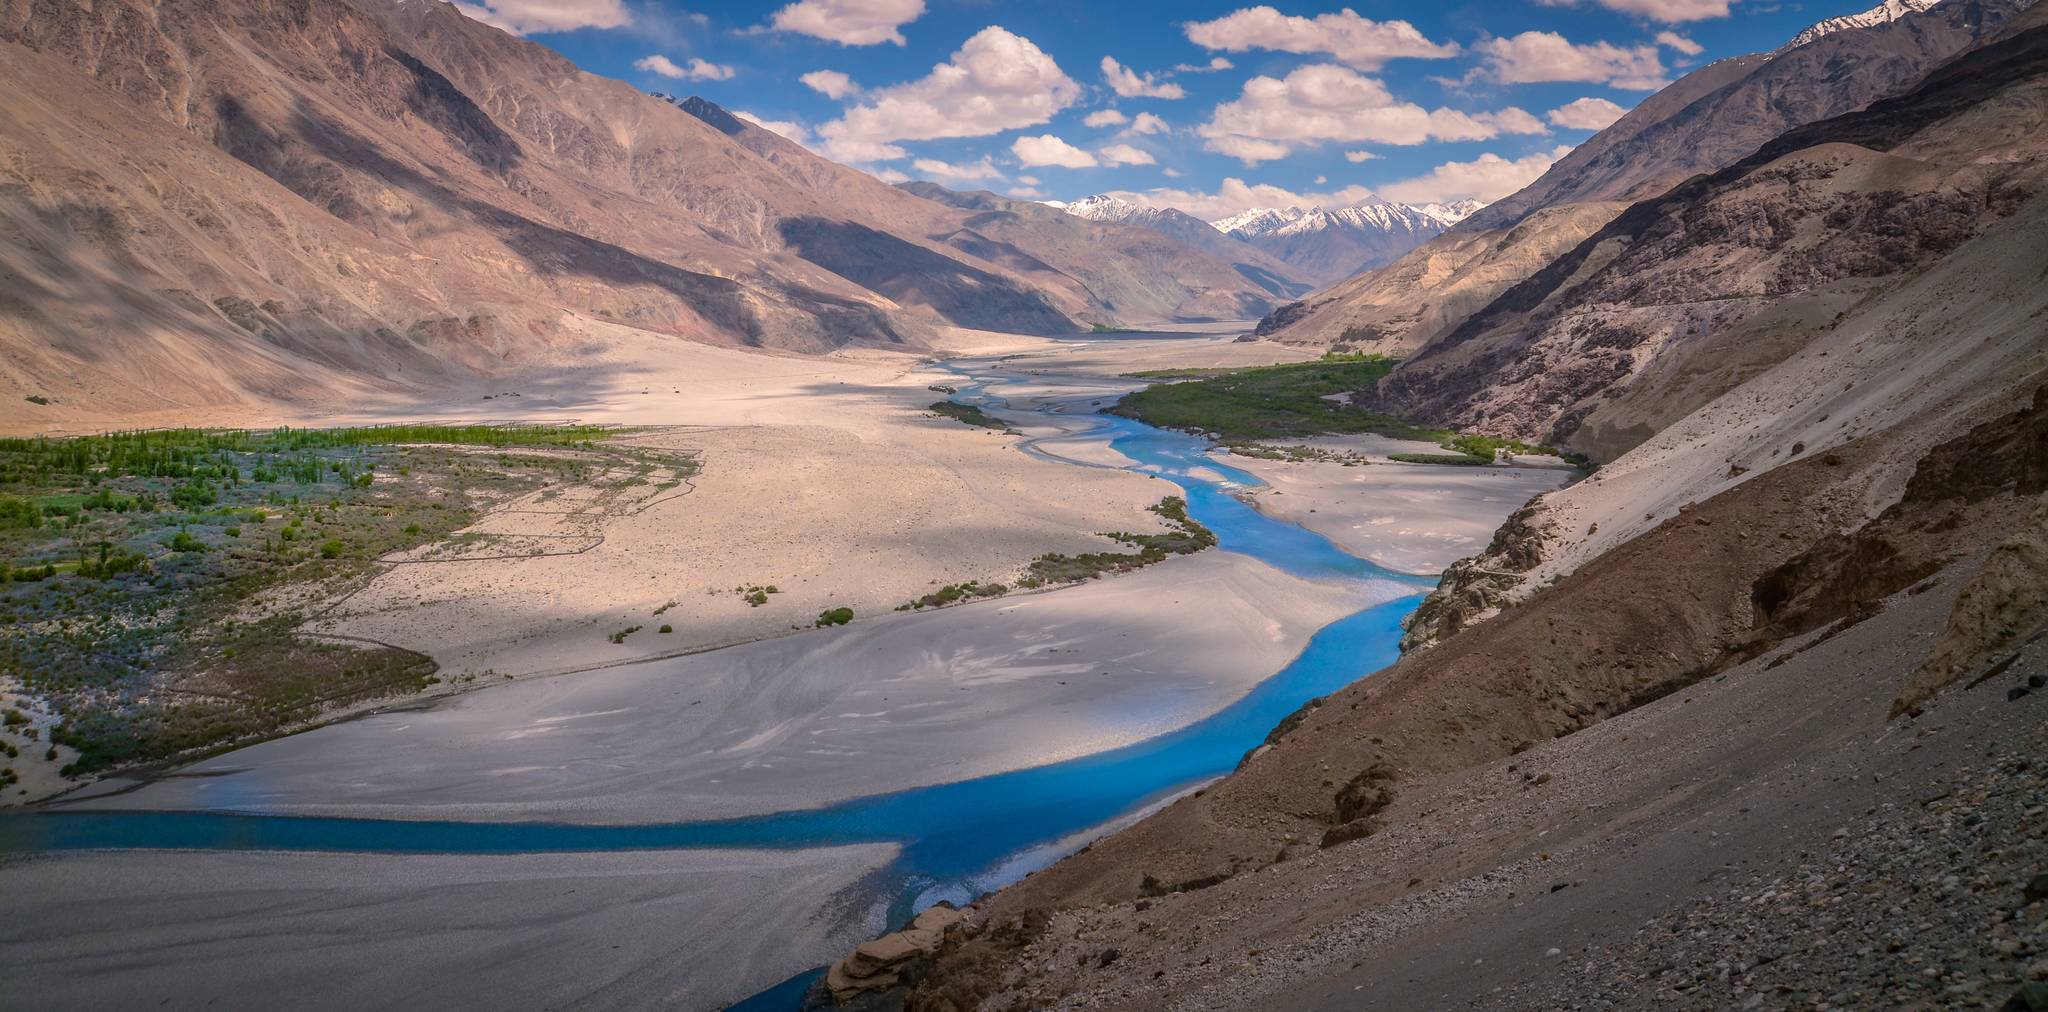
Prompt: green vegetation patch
<box><xmin>1018</xmin><ymin>497</ymin><xmax>1216</xmax><ymax>589</ymax></box>
<box><xmin>816</xmin><ymin>606</ymin><xmax>854</xmax><ymax>627</ymax></box>
<box><xmin>899</xmin><ymin>579</ymin><xmax>1010</xmax><ymax>611</ymax></box>
<box><xmin>0</xmin><ymin>422</ymin><xmax>693</xmax><ymax>775</ymax></box>
<box><xmin>928</xmin><ymin>401</ymin><xmax>1018</xmax><ymax>434</ymax></box>
<box><xmin>1112</xmin><ymin>354</ymin><xmax>1442</xmax><ymax>443</ymax></box>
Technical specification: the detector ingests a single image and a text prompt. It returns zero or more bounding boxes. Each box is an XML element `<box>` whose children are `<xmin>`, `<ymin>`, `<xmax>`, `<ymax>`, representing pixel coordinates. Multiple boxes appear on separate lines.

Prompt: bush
<box><xmin>169</xmin><ymin>528</ymin><xmax>205</xmax><ymax>552</ymax></box>
<box><xmin>319</xmin><ymin>539</ymin><xmax>344</xmax><ymax>559</ymax></box>
<box><xmin>2</xmin><ymin>709</ymin><xmax>27</xmax><ymax>727</ymax></box>
<box><xmin>609</xmin><ymin>625</ymin><xmax>642</xmax><ymax>644</ymax></box>
<box><xmin>658</xmin><ymin>624</ymin><xmax>673</xmax><ymax>634</ymax></box>
<box><xmin>815</xmin><ymin>607</ymin><xmax>854</xmax><ymax>627</ymax></box>
<box><xmin>0</xmin><ymin>495</ymin><xmax>42</xmax><ymax>529</ymax></box>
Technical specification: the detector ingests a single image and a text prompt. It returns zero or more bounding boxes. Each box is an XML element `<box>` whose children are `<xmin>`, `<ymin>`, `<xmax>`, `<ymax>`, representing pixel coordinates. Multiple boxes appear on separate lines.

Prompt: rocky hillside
<box><xmin>1464</xmin><ymin>0</ymin><xmax>2038</xmax><ymax>232</ymax></box>
<box><xmin>813</xmin><ymin>10</ymin><xmax>2048</xmax><ymax>1008</ymax></box>
<box><xmin>1252</xmin><ymin>201</ymin><xmax>1627</xmax><ymax>354</ymax></box>
<box><xmin>1375</xmin><ymin>4</ymin><xmax>2048</xmax><ymax>456</ymax></box>
<box><xmin>0</xmin><ymin>0</ymin><xmax>1284</xmax><ymax>427</ymax></box>
<box><xmin>1257</xmin><ymin>0</ymin><xmax>2038</xmax><ymax>355</ymax></box>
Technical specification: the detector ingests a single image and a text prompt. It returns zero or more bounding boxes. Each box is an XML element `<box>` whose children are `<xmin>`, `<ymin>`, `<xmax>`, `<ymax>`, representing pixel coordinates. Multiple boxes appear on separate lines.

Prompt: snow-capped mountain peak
<box><xmin>1776</xmin><ymin>0</ymin><xmax>1941</xmax><ymax>53</ymax></box>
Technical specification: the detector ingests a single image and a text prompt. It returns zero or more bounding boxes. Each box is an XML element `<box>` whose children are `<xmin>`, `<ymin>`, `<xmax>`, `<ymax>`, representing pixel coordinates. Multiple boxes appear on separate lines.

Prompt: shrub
<box><xmin>658</xmin><ymin>624</ymin><xmax>673</xmax><ymax>634</ymax></box>
<box><xmin>169</xmin><ymin>528</ymin><xmax>205</xmax><ymax>552</ymax></box>
<box><xmin>0</xmin><ymin>495</ymin><xmax>42</xmax><ymax>529</ymax></box>
<box><xmin>319</xmin><ymin>539</ymin><xmax>344</xmax><ymax>559</ymax></box>
<box><xmin>815</xmin><ymin>607</ymin><xmax>854</xmax><ymax>627</ymax></box>
<box><xmin>609</xmin><ymin>625</ymin><xmax>642</xmax><ymax>644</ymax></box>
<box><xmin>2</xmin><ymin>709</ymin><xmax>26</xmax><ymax>727</ymax></box>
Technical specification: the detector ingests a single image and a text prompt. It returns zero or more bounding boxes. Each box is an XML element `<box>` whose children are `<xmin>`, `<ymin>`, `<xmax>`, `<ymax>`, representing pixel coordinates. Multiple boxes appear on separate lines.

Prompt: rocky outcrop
<box><xmin>1400</xmin><ymin>500</ymin><xmax>1555</xmax><ymax>651</ymax></box>
<box><xmin>815</xmin><ymin>904</ymin><xmax>966</xmax><ymax>1008</ymax></box>
<box><xmin>1901</xmin><ymin>499</ymin><xmax>2048</xmax><ymax>711</ymax></box>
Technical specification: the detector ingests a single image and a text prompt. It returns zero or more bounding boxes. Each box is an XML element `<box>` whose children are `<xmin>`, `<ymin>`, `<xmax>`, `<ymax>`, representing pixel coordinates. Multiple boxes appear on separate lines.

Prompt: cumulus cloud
<box><xmin>800</xmin><ymin>69</ymin><xmax>860</xmax><ymax>99</ymax></box>
<box><xmin>1376</xmin><ymin>146</ymin><xmax>1572</xmax><ymax>203</ymax></box>
<box><xmin>453</xmin><ymin>0</ymin><xmax>630</xmax><ymax>35</ymax></box>
<box><xmin>816</xmin><ymin>27</ymin><xmax>1080</xmax><ymax>163</ymax></box>
<box><xmin>1600</xmin><ymin>0</ymin><xmax>1728</xmax><ymax>21</ymax></box>
<box><xmin>1547</xmin><ymin>96</ymin><xmax>1628</xmax><ymax>130</ymax></box>
<box><xmin>1174</xmin><ymin>56</ymin><xmax>1236</xmax><ymax>73</ymax></box>
<box><xmin>733</xmin><ymin>111</ymin><xmax>809</xmax><ymax>143</ymax></box>
<box><xmin>1012</xmin><ymin>134</ymin><xmax>1099</xmax><ymax>168</ymax></box>
<box><xmin>1184</xmin><ymin>6</ymin><xmax>1458</xmax><ymax>70</ymax></box>
<box><xmin>1101</xmin><ymin>56</ymin><xmax>1186</xmax><ymax>99</ymax></box>
<box><xmin>1197</xmin><ymin>63</ymin><xmax>1548</xmax><ymax>164</ymax></box>
<box><xmin>1127</xmin><ymin>112</ymin><xmax>1169</xmax><ymax>135</ymax></box>
<box><xmin>1655</xmin><ymin>30</ymin><xmax>1705</xmax><ymax>55</ymax></box>
<box><xmin>912</xmin><ymin>156</ymin><xmax>1005</xmax><ymax>183</ymax></box>
<box><xmin>1475</xmin><ymin>32</ymin><xmax>1667</xmax><ymax>90</ymax></box>
<box><xmin>768</xmin><ymin>0</ymin><xmax>925</xmax><ymax>46</ymax></box>
<box><xmin>1098</xmin><ymin>143</ymin><xmax>1157</xmax><ymax>166</ymax></box>
<box><xmin>635</xmin><ymin>55</ymin><xmax>734</xmax><ymax>81</ymax></box>
<box><xmin>870</xmin><ymin>167</ymin><xmax>911</xmax><ymax>183</ymax></box>
<box><xmin>1084</xmin><ymin>109</ymin><xmax>1129</xmax><ymax>128</ymax></box>
<box><xmin>1344</xmin><ymin>150</ymin><xmax>1380</xmax><ymax>162</ymax></box>
<box><xmin>1009</xmin><ymin>186</ymin><xmax>1048</xmax><ymax>198</ymax></box>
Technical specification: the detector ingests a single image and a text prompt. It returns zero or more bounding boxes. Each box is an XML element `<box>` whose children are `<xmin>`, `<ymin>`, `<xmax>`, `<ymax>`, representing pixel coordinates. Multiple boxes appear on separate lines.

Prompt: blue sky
<box><xmin>454</xmin><ymin>0</ymin><xmax>1859</xmax><ymax>217</ymax></box>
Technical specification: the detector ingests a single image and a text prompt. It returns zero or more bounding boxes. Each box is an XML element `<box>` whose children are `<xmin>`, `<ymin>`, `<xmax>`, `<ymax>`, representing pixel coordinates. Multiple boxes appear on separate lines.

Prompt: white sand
<box><xmin>1221</xmin><ymin>453</ymin><xmax>1575</xmax><ymax>575</ymax></box>
<box><xmin>67</xmin><ymin>551</ymin><xmax>1394</xmax><ymax>822</ymax></box>
<box><xmin>0</xmin><ymin>844</ymin><xmax>895</xmax><ymax>1011</ymax></box>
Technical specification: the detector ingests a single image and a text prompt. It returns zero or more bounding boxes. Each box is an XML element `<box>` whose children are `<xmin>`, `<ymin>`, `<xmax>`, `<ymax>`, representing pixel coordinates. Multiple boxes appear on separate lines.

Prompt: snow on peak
<box><xmin>1777</xmin><ymin>0</ymin><xmax>1941</xmax><ymax>53</ymax></box>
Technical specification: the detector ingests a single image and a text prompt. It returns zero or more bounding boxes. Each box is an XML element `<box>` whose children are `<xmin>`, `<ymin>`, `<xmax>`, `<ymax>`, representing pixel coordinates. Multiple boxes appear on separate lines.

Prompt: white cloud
<box><xmin>1084</xmin><ymin>109</ymin><xmax>1129</xmax><ymax>128</ymax></box>
<box><xmin>1376</xmin><ymin>146</ymin><xmax>1572</xmax><ymax>203</ymax></box>
<box><xmin>1012</xmin><ymin>134</ymin><xmax>1098</xmax><ymax>168</ymax></box>
<box><xmin>800</xmin><ymin>69</ymin><xmax>860</xmax><ymax>99</ymax></box>
<box><xmin>817</xmin><ymin>27</ymin><xmax>1080</xmax><ymax>163</ymax></box>
<box><xmin>733</xmin><ymin>111</ymin><xmax>809</xmax><ymax>143</ymax></box>
<box><xmin>871</xmin><ymin>167</ymin><xmax>911</xmax><ymax>183</ymax></box>
<box><xmin>1101</xmin><ymin>56</ymin><xmax>1185</xmax><ymax>100</ymax></box>
<box><xmin>1197</xmin><ymin>63</ymin><xmax>1548</xmax><ymax>164</ymax></box>
<box><xmin>1184</xmin><ymin>7</ymin><xmax>1458</xmax><ymax>70</ymax></box>
<box><xmin>768</xmin><ymin>0</ymin><xmax>925</xmax><ymax>46</ymax></box>
<box><xmin>1655</xmin><ymin>30</ymin><xmax>1705</xmax><ymax>55</ymax></box>
<box><xmin>1547</xmin><ymin>97</ymin><xmax>1628</xmax><ymax>130</ymax></box>
<box><xmin>1174</xmin><ymin>56</ymin><xmax>1236</xmax><ymax>73</ymax></box>
<box><xmin>1344</xmin><ymin>149</ymin><xmax>1380</xmax><ymax>162</ymax></box>
<box><xmin>1009</xmin><ymin>186</ymin><xmax>1048</xmax><ymax>198</ymax></box>
<box><xmin>1018</xmin><ymin>174</ymin><xmax>1041</xmax><ymax>185</ymax></box>
<box><xmin>635</xmin><ymin>55</ymin><xmax>734</xmax><ymax>81</ymax></box>
<box><xmin>912</xmin><ymin>156</ymin><xmax>1005</xmax><ymax>183</ymax></box>
<box><xmin>1127</xmin><ymin>112</ymin><xmax>1169</xmax><ymax>135</ymax></box>
<box><xmin>1587</xmin><ymin>0</ymin><xmax>1729</xmax><ymax>21</ymax></box>
<box><xmin>453</xmin><ymin>0</ymin><xmax>630</xmax><ymax>34</ymax></box>
<box><xmin>1098</xmin><ymin>143</ymin><xmax>1156</xmax><ymax>166</ymax></box>
<box><xmin>1476</xmin><ymin>32</ymin><xmax>1667</xmax><ymax>90</ymax></box>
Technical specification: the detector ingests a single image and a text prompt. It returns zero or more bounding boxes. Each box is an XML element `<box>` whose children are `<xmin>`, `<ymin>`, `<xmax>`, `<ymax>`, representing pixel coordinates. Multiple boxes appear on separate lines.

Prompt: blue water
<box><xmin>0</xmin><ymin>354</ymin><xmax>1438</xmax><ymax>1006</ymax></box>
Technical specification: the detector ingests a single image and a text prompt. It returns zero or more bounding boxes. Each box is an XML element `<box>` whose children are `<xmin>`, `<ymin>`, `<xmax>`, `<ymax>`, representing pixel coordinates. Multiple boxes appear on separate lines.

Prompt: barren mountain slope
<box><xmin>896</xmin><ymin>183</ymin><xmax>1293</xmax><ymax>323</ymax></box>
<box><xmin>1254</xmin><ymin>201</ymin><xmax>1627</xmax><ymax>354</ymax></box>
<box><xmin>1463</xmin><ymin>0</ymin><xmax>2038</xmax><ymax>232</ymax></box>
<box><xmin>1052</xmin><ymin>194</ymin><xmax>1315</xmax><ymax>301</ymax></box>
<box><xmin>1375</xmin><ymin>7</ymin><xmax>2048</xmax><ymax>456</ymax></box>
<box><xmin>846</xmin><ymin>193</ymin><xmax>2048</xmax><ymax>1012</ymax></box>
<box><xmin>0</xmin><ymin>0</ymin><xmax>1293</xmax><ymax>425</ymax></box>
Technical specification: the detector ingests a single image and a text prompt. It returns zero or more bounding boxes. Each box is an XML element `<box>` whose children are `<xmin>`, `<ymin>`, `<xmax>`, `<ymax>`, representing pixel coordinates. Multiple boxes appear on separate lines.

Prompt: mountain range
<box><xmin>1058</xmin><ymin>193</ymin><xmax>1474</xmax><ymax>287</ymax></box>
<box><xmin>0</xmin><ymin>0</ymin><xmax>1292</xmax><ymax>426</ymax></box>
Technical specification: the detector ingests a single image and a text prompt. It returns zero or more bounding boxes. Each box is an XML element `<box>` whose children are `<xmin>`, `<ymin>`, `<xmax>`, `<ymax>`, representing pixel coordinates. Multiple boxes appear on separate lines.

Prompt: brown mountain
<box><xmin>1375</xmin><ymin>0</ymin><xmax>2048</xmax><ymax>457</ymax></box>
<box><xmin>0</xmin><ymin>0</ymin><xmax>1281</xmax><ymax>423</ymax></box>
<box><xmin>1259</xmin><ymin>0</ymin><xmax>2036</xmax><ymax>355</ymax></box>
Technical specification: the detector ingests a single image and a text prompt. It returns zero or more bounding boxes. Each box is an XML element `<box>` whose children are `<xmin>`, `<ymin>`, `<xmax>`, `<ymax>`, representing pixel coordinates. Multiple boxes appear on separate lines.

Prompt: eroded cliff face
<box><xmin>1372</xmin><ymin>11</ymin><xmax>2048</xmax><ymax>457</ymax></box>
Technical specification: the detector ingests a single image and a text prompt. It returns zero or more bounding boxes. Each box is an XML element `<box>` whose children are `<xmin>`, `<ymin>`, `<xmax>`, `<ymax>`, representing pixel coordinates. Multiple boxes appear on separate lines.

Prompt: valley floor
<box><xmin>0</xmin><ymin>323</ymin><xmax>1573</xmax><ymax>1008</ymax></box>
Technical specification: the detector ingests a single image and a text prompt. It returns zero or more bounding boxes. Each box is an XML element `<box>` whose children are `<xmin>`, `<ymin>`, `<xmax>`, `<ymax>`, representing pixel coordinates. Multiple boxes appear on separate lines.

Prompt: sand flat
<box><xmin>1220</xmin><ymin>453</ymin><xmax>1574</xmax><ymax>575</ymax></box>
<box><xmin>68</xmin><ymin>551</ymin><xmax>1393</xmax><ymax>822</ymax></box>
<box><xmin>0</xmin><ymin>844</ymin><xmax>895</xmax><ymax>1011</ymax></box>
